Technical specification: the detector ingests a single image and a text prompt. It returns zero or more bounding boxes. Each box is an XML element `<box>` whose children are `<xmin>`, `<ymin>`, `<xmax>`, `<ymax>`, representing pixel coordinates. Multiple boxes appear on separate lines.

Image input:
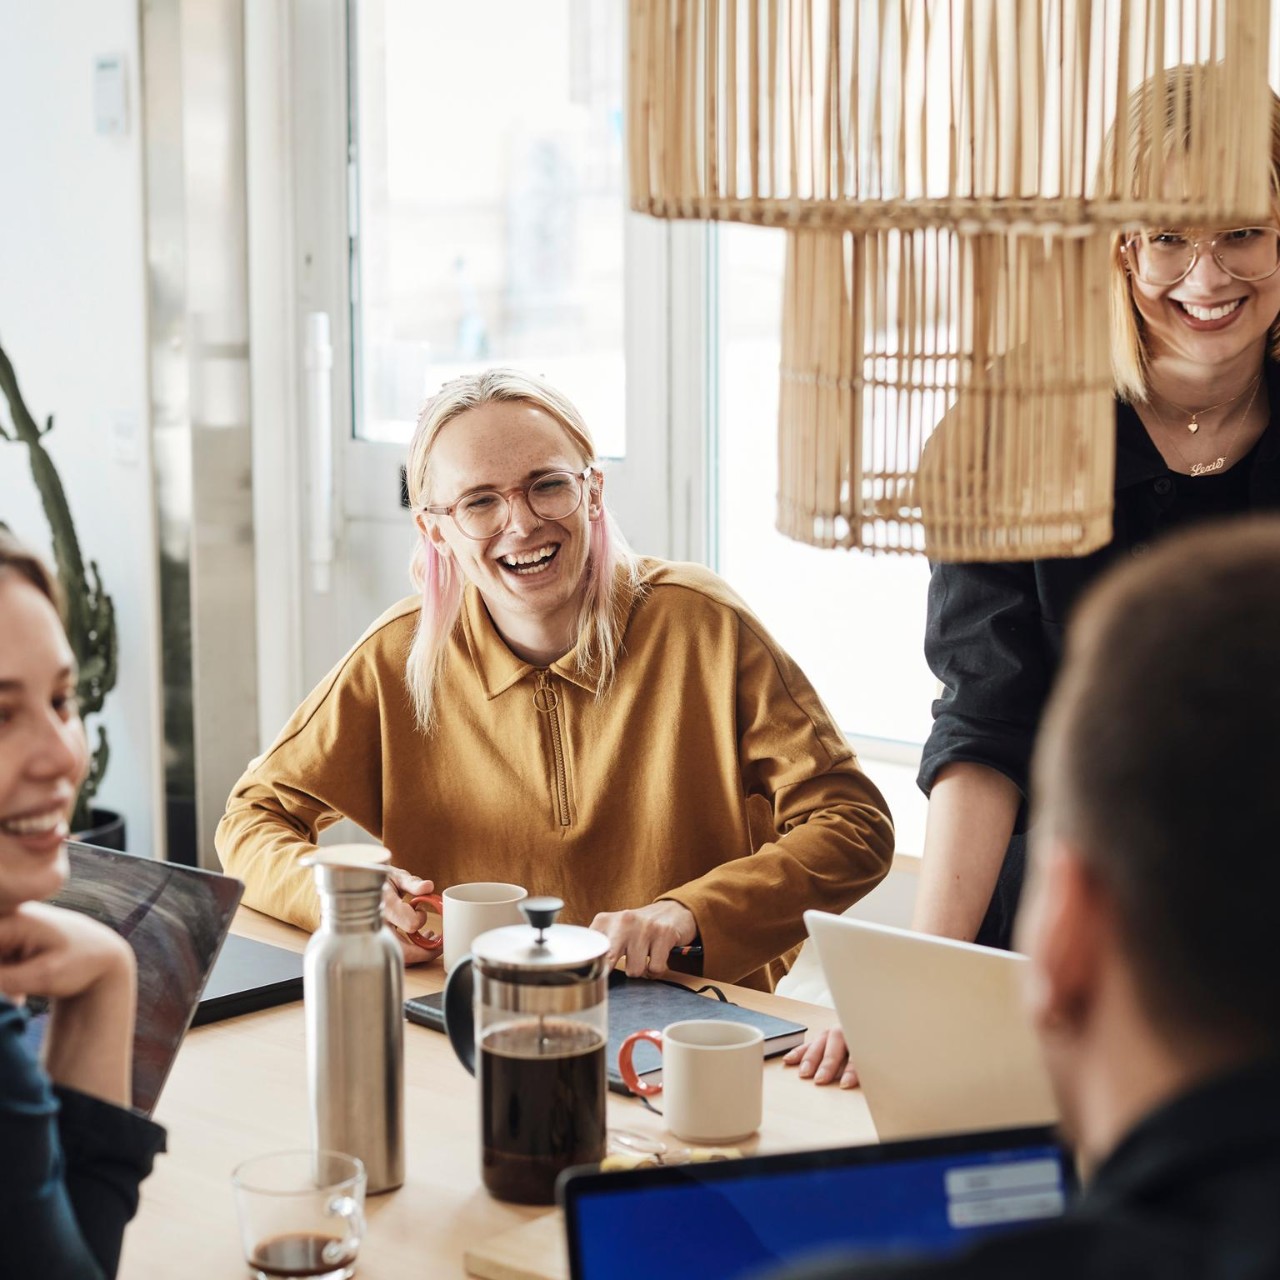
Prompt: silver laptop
<box><xmin>805</xmin><ymin>911</ymin><xmax>1058</xmax><ymax>1141</ymax></box>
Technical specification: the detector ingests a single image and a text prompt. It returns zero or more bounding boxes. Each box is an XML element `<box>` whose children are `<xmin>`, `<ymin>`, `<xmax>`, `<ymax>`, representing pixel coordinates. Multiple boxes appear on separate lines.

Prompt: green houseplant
<box><xmin>0</xmin><ymin>335</ymin><xmax>120</xmax><ymax>842</ymax></box>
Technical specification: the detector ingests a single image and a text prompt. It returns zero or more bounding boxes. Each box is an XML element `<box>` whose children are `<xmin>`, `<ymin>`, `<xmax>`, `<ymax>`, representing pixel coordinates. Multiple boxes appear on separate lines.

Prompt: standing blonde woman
<box><xmin>218</xmin><ymin>369</ymin><xmax>893</xmax><ymax>991</ymax></box>
<box><xmin>0</xmin><ymin>530</ymin><xmax>165</xmax><ymax>1278</ymax></box>
<box><xmin>916</xmin><ymin>72</ymin><xmax>1280</xmax><ymax>951</ymax></box>
<box><xmin>787</xmin><ymin>69</ymin><xmax>1280</xmax><ymax>1088</ymax></box>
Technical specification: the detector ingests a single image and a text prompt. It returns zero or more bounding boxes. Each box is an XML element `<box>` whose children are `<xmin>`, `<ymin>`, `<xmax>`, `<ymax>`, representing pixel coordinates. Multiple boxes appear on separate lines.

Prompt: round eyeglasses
<box><xmin>1123</xmin><ymin>226</ymin><xmax>1280</xmax><ymax>287</ymax></box>
<box><xmin>422</xmin><ymin>466</ymin><xmax>595</xmax><ymax>540</ymax></box>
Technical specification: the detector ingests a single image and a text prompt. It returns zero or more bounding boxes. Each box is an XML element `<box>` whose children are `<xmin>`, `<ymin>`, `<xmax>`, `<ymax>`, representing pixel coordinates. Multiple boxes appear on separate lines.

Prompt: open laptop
<box><xmin>804</xmin><ymin>911</ymin><xmax>1058</xmax><ymax>1141</ymax></box>
<box><xmin>25</xmin><ymin>841</ymin><xmax>244</xmax><ymax>1114</ymax></box>
<box><xmin>559</xmin><ymin>1126</ymin><xmax>1075</xmax><ymax>1280</ymax></box>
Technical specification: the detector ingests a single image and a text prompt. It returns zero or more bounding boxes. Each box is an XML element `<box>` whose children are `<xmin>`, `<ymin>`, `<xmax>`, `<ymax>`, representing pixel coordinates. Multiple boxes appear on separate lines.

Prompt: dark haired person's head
<box><xmin>1019</xmin><ymin>516</ymin><xmax>1280</xmax><ymax>1158</ymax></box>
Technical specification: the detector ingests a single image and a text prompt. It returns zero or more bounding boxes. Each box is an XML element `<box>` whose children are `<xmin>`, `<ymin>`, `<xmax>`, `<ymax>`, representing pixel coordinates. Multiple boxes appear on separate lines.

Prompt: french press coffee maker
<box><xmin>443</xmin><ymin>897</ymin><xmax>610</xmax><ymax>1205</ymax></box>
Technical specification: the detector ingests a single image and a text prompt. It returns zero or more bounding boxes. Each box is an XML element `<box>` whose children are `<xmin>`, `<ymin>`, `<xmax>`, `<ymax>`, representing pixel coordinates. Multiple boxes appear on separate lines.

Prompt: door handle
<box><xmin>304</xmin><ymin>311</ymin><xmax>334</xmax><ymax>593</ymax></box>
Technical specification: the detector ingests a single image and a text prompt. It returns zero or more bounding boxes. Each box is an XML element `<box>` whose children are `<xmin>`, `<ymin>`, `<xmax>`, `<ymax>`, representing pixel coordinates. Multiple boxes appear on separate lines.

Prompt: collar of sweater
<box><xmin>458</xmin><ymin>568</ymin><xmax>644</xmax><ymax>699</ymax></box>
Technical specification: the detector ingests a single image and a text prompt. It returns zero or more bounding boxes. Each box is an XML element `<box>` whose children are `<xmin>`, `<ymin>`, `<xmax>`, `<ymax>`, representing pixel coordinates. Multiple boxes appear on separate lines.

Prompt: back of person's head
<box><xmin>1106</xmin><ymin>66</ymin><xmax>1280</xmax><ymax>401</ymax></box>
<box><xmin>1033</xmin><ymin>516</ymin><xmax>1280</xmax><ymax>1054</ymax></box>
<box><xmin>0</xmin><ymin>527</ymin><xmax>62</xmax><ymax>614</ymax></box>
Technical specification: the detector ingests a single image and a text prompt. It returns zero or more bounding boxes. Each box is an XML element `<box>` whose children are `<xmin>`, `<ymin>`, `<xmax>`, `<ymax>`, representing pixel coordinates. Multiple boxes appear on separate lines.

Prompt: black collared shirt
<box><xmin>773</xmin><ymin>1058</ymin><xmax>1280</xmax><ymax>1280</ymax></box>
<box><xmin>917</xmin><ymin>364</ymin><xmax>1280</xmax><ymax>945</ymax></box>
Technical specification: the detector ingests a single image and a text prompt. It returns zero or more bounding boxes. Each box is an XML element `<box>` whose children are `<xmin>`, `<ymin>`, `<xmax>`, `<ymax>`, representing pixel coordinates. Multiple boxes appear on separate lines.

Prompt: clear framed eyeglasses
<box><xmin>1123</xmin><ymin>226</ymin><xmax>1280</xmax><ymax>287</ymax></box>
<box><xmin>423</xmin><ymin>467</ymin><xmax>596</xmax><ymax>540</ymax></box>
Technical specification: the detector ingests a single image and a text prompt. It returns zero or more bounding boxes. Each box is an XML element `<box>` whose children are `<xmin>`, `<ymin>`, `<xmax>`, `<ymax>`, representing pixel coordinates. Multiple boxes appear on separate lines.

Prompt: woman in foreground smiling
<box><xmin>217</xmin><ymin>368</ymin><xmax>893</xmax><ymax>991</ymax></box>
<box><xmin>0</xmin><ymin>530</ymin><xmax>165</xmax><ymax>1278</ymax></box>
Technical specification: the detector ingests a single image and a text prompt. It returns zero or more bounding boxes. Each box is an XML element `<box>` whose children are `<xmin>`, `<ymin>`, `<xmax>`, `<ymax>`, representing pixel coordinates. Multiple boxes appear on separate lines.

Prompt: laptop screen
<box><xmin>23</xmin><ymin>842</ymin><xmax>242</xmax><ymax>1114</ymax></box>
<box><xmin>560</xmin><ymin>1128</ymin><xmax>1073</xmax><ymax>1280</ymax></box>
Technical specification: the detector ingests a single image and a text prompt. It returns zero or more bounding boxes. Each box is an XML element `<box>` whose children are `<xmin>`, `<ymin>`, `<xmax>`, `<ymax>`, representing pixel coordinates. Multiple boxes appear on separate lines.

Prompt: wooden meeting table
<box><xmin>119</xmin><ymin>908</ymin><xmax>876</xmax><ymax>1279</ymax></box>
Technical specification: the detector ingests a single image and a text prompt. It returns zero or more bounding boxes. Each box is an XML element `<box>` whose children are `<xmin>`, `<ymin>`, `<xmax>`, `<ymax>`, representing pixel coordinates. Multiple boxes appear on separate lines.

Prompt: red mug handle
<box><xmin>402</xmin><ymin>892</ymin><xmax>444</xmax><ymax>957</ymax></box>
<box><xmin>618</xmin><ymin>1029</ymin><xmax>665</xmax><ymax>1097</ymax></box>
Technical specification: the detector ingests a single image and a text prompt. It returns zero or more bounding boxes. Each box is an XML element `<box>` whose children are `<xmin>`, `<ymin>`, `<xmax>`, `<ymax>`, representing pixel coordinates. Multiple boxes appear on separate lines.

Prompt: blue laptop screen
<box><xmin>563</xmin><ymin>1132</ymin><xmax>1071</xmax><ymax>1280</ymax></box>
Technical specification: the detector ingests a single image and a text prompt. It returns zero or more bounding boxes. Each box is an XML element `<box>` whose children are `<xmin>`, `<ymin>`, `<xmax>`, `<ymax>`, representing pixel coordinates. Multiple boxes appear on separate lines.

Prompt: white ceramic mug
<box><xmin>618</xmin><ymin>1019</ymin><xmax>764</xmax><ymax>1144</ymax></box>
<box><xmin>433</xmin><ymin>882</ymin><xmax>528</xmax><ymax>973</ymax></box>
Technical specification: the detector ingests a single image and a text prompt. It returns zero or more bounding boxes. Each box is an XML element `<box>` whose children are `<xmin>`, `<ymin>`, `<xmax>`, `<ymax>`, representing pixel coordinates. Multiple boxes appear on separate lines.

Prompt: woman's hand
<box><xmin>589</xmin><ymin>900</ymin><xmax>698</xmax><ymax>978</ymax></box>
<box><xmin>783</xmin><ymin>1027</ymin><xmax>858</xmax><ymax>1088</ymax></box>
<box><xmin>0</xmin><ymin>902</ymin><xmax>133</xmax><ymax>1003</ymax></box>
<box><xmin>0</xmin><ymin>902</ymin><xmax>136</xmax><ymax>1105</ymax></box>
<box><xmin>382</xmin><ymin>866</ymin><xmax>438</xmax><ymax>966</ymax></box>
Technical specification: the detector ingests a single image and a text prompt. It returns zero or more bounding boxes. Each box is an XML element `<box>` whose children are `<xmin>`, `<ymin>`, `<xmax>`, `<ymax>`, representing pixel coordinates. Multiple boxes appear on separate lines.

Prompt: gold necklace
<box><xmin>1155</xmin><ymin>372</ymin><xmax>1262</xmax><ymax>434</ymax></box>
<box><xmin>1147</xmin><ymin>373</ymin><xmax>1262</xmax><ymax>477</ymax></box>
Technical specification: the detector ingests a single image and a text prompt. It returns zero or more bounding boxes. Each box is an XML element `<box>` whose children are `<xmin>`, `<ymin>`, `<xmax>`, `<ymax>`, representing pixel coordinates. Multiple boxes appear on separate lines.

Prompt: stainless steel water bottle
<box><xmin>302</xmin><ymin>845</ymin><xmax>404</xmax><ymax>1193</ymax></box>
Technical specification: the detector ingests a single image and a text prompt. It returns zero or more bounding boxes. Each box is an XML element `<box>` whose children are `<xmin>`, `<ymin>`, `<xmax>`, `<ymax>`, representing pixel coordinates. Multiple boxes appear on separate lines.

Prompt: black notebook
<box><xmin>405</xmin><ymin>973</ymin><xmax>806</xmax><ymax>1094</ymax></box>
<box><xmin>193</xmin><ymin>933</ymin><xmax>306</xmax><ymax>1026</ymax></box>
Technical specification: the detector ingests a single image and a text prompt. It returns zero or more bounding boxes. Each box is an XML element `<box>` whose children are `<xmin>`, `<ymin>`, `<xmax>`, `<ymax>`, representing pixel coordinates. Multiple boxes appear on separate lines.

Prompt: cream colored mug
<box><xmin>407</xmin><ymin>882</ymin><xmax>529</xmax><ymax>973</ymax></box>
<box><xmin>618</xmin><ymin>1019</ymin><xmax>764</xmax><ymax>1144</ymax></box>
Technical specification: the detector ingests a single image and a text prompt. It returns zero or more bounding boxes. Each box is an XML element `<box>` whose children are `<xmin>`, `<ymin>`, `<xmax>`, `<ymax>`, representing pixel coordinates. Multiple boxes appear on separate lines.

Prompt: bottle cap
<box><xmin>301</xmin><ymin>843</ymin><xmax>390</xmax><ymax>896</ymax></box>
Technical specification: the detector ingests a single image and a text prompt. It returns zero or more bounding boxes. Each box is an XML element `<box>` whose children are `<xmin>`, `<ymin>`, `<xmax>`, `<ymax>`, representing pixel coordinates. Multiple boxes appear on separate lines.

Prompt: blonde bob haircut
<box><xmin>403</xmin><ymin>368</ymin><xmax>643</xmax><ymax>732</ymax></box>
<box><xmin>1108</xmin><ymin>67</ymin><xmax>1280</xmax><ymax>403</ymax></box>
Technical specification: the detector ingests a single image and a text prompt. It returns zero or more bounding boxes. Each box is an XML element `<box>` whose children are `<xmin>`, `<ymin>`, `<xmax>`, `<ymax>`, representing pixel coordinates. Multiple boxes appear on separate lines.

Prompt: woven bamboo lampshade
<box><xmin>778</xmin><ymin>226</ymin><xmax>1116</xmax><ymax>558</ymax></box>
<box><xmin>629</xmin><ymin>0</ymin><xmax>1274</xmax><ymax>231</ymax></box>
<box><xmin>627</xmin><ymin>0</ymin><xmax>1276</xmax><ymax>558</ymax></box>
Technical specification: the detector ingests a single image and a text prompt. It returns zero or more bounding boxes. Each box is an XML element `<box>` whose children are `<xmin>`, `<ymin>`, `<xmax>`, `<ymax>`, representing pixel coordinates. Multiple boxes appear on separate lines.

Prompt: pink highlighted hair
<box><xmin>404</xmin><ymin>369</ymin><xmax>643</xmax><ymax>732</ymax></box>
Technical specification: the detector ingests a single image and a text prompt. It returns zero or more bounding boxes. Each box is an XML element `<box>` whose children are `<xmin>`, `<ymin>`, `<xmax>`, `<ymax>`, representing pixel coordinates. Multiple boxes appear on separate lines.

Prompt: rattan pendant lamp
<box><xmin>628</xmin><ymin>0</ymin><xmax>1274</xmax><ymax>558</ymax></box>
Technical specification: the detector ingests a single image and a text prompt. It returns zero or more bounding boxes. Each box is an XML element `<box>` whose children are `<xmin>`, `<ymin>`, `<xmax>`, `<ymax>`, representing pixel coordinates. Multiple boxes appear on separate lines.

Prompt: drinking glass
<box><xmin>231</xmin><ymin>1149</ymin><xmax>366</xmax><ymax>1280</ymax></box>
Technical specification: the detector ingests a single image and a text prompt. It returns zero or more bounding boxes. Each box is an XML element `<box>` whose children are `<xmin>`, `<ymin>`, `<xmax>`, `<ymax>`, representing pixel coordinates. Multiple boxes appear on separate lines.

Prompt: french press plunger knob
<box><xmin>520</xmin><ymin>896</ymin><xmax>564</xmax><ymax>942</ymax></box>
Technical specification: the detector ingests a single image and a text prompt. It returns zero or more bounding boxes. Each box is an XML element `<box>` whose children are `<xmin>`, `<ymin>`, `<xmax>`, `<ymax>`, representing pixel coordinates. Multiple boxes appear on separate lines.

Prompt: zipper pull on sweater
<box><xmin>533</xmin><ymin>670</ymin><xmax>570</xmax><ymax>827</ymax></box>
<box><xmin>533</xmin><ymin>669</ymin><xmax>559</xmax><ymax>714</ymax></box>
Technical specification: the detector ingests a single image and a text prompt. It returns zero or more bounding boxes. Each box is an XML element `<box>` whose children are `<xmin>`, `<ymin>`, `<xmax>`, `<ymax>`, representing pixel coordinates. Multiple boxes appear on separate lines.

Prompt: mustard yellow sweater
<box><xmin>215</xmin><ymin>560</ymin><xmax>893</xmax><ymax>989</ymax></box>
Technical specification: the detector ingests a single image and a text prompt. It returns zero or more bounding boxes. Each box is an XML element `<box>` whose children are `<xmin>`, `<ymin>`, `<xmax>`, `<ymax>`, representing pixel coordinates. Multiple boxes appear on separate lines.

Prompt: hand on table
<box><xmin>783</xmin><ymin>1027</ymin><xmax>858</xmax><ymax>1088</ymax></box>
<box><xmin>382</xmin><ymin>866</ymin><xmax>439</xmax><ymax>966</ymax></box>
<box><xmin>589</xmin><ymin>900</ymin><xmax>697</xmax><ymax>978</ymax></box>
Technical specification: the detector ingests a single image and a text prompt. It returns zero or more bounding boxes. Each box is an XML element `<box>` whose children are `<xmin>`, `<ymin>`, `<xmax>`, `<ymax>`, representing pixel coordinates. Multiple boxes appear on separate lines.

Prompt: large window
<box><xmin>350</xmin><ymin>0</ymin><xmax>627</xmax><ymax>455</ymax></box>
<box><xmin>715</xmin><ymin>224</ymin><xmax>935</xmax><ymax>753</ymax></box>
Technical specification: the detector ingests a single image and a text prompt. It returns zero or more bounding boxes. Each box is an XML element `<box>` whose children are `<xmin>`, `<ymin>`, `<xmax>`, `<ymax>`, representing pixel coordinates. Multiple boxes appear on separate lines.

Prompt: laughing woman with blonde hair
<box><xmin>915</xmin><ymin>69</ymin><xmax>1280</xmax><ymax>952</ymax></box>
<box><xmin>786</xmin><ymin>66</ymin><xmax>1280</xmax><ymax>1091</ymax></box>
<box><xmin>401</xmin><ymin>369</ymin><xmax>643</xmax><ymax>732</ymax></box>
<box><xmin>218</xmin><ymin>369</ymin><xmax>893</xmax><ymax>991</ymax></box>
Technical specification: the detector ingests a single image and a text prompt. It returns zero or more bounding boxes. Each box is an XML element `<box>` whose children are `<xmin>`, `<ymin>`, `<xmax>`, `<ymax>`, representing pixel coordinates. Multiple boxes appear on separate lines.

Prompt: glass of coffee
<box><xmin>231</xmin><ymin>1149</ymin><xmax>366</xmax><ymax>1280</ymax></box>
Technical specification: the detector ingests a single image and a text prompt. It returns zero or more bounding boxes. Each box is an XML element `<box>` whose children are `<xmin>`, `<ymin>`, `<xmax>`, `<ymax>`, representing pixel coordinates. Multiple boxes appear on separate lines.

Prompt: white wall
<box><xmin>0</xmin><ymin>0</ymin><xmax>164</xmax><ymax>858</ymax></box>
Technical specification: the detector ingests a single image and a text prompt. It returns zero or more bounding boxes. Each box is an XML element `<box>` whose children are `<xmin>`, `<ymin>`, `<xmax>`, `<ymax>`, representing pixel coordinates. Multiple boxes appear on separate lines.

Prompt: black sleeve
<box><xmin>917</xmin><ymin>556</ymin><xmax>1052</xmax><ymax>815</ymax></box>
<box><xmin>0</xmin><ymin>1000</ymin><xmax>165</xmax><ymax>1280</ymax></box>
<box><xmin>55</xmin><ymin>1085</ymin><xmax>167</xmax><ymax>1277</ymax></box>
